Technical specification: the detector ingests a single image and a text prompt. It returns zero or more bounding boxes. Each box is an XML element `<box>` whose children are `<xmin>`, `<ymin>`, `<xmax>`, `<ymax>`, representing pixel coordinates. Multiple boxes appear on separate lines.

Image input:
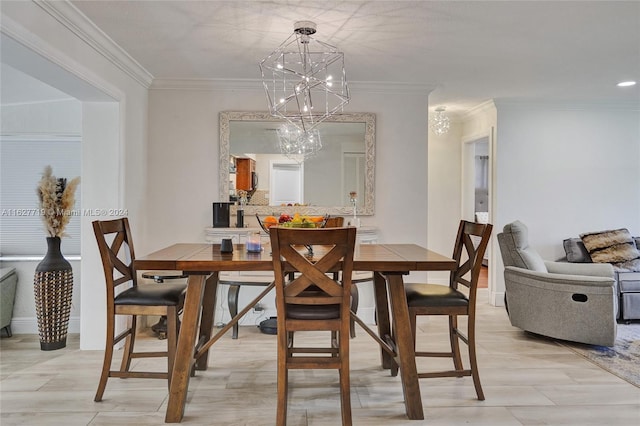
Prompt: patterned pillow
<box><xmin>580</xmin><ymin>228</ymin><xmax>640</xmax><ymax>264</ymax></box>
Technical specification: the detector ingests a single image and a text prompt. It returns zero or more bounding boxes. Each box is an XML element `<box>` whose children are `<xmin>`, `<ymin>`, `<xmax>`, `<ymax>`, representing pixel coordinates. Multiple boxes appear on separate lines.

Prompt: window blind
<box><xmin>0</xmin><ymin>137</ymin><xmax>81</xmax><ymax>256</ymax></box>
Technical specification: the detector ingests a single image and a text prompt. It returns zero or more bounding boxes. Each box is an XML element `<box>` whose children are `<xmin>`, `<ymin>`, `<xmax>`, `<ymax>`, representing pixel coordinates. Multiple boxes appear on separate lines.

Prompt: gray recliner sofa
<box><xmin>497</xmin><ymin>221</ymin><xmax>617</xmax><ymax>346</ymax></box>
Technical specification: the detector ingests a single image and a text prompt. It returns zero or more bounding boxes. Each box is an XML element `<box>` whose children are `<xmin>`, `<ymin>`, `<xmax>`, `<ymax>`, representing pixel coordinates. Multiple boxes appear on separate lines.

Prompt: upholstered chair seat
<box><xmin>405</xmin><ymin>283</ymin><xmax>469</xmax><ymax>308</ymax></box>
<box><xmin>114</xmin><ymin>284</ymin><xmax>185</xmax><ymax>306</ymax></box>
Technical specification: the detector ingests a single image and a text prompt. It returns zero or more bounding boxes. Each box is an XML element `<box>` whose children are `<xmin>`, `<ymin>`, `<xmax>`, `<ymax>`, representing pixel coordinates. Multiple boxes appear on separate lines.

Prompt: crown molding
<box><xmin>1</xmin><ymin>15</ymin><xmax>122</xmax><ymax>101</ymax></box>
<box><xmin>150</xmin><ymin>78</ymin><xmax>261</xmax><ymax>91</ymax></box>
<box><xmin>35</xmin><ymin>0</ymin><xmax>153</xmax><ymax>88</ymax></box>
<box><xmin>493</xmin><ymin>98</ymin><xmax>640</xmax><ymax>112</ymax></box>
<box><xmin>151</xmin><ymin>78</ymin><xmax>435</xmax><ymax>95</ymax></box>
<box><xmin>462</xmin><ymin>99</ymin><xmax>497</xmax><ymax>119</ymax></box>
<box><xmin>350</xmin><ymin>81</ymin><xmax>435</xmax><ymax>95</ymax></box>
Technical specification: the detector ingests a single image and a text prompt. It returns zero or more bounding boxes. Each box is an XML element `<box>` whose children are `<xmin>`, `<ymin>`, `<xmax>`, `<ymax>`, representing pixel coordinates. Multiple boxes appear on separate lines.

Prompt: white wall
<box><xmin>1</xmin><ymin>2</ymin><xmax>150</xmax><ymax>349</ymax></box>
<box><xmin>147</xmin><ymin>83</ymin><xmax>432</xmax><ymax>246</ymax></box>
<box><xmin>427</xmin><ymin>117</ymin><xmax>462</xmax><ymax>285</ymax></box>
<box><xmin>493</xmin><ymin>101</ymin><xmax>640</xmax><ymax>299</ymax></box>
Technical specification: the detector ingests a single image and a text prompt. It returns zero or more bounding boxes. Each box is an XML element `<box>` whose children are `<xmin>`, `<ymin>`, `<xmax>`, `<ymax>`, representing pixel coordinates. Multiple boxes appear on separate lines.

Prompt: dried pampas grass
<box><xmin>37</xmin><ymin>165</ymin><xmax>80</xmax><ymax>237</ymax></box>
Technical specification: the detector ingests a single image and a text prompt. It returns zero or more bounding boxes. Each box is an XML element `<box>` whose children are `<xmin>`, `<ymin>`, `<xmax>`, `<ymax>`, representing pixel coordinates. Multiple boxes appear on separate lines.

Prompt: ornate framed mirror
<box><xmin>219</xmin><ymin>111</ymin><xmax>375</xmax><ymax>216</ymax></box>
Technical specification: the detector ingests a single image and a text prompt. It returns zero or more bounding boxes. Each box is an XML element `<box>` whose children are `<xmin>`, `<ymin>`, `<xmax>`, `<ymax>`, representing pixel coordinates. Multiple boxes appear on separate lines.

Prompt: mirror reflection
<box><xmin>219</xmin><ymin>112</ymin><xmax>375</xmax><ymax>216</ymax></box>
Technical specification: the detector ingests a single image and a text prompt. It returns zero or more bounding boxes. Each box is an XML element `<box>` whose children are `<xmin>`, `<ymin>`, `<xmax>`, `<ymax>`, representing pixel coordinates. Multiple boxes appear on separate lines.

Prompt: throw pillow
<box><xmin>580</xmin><ymin>228</ymin><xmax>640</xmax><ymax>264</ymax></box>
<box><xmin>563</xmin><ymin>238</ymin><xmax>591</xmax><ymax>263</ymax></box>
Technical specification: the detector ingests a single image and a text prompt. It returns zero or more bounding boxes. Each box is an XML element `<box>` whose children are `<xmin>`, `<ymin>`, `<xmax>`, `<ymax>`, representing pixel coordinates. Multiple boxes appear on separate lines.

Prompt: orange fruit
<box><xmin>263</xmin><ymin>216</ymin><xmax>278</xmax><ymax>228</ymax></box>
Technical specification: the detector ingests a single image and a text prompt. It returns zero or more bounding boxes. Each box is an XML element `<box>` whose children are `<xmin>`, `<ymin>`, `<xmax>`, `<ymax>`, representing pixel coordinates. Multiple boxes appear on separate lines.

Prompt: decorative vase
<box><xmin>34</xmin><ymin>236</ymin><xmax>73</xmax><ymax>350</ymax></box>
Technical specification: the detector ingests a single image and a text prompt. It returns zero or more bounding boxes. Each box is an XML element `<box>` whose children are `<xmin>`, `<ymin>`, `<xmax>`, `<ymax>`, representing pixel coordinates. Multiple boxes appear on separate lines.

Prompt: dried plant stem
<box><xmin>37</xmin><ymin>165</ymin><xmax>80</xmax><ymax>238</ymax></box>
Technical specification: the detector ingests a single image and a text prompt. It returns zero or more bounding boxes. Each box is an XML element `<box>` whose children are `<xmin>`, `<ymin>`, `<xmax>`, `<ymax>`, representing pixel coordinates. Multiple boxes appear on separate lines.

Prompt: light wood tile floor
<box><xmin>1</xmin><ymin>290</ymin><xmax>639</xmax><ymax>425</ymax></box>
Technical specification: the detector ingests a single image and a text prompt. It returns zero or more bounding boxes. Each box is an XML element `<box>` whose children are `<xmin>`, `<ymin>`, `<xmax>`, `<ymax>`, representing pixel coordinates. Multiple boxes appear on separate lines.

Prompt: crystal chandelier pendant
<box><xmin>260</xmin><ymin>21</ymin><xmax>350</xmax><ymax>134</ymax></box>
<box><xmin>276</xmin><ymin>124</ymin><xmax>322</xmax><ymax>163</ymax></box>
<box><xmin>430</xmin><ymin>107</ymin><xmax>451</xmax><ymax>135</ymax></box>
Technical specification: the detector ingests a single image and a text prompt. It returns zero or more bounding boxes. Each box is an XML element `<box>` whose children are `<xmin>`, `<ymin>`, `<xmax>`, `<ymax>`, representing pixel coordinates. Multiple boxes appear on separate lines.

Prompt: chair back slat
<box><xmin>450</xmin><ymin>221</ymin><xmax>492</xmax><ymax>293</ymax></box>
<box><xmin>93</xmin><ymin>218</ymin><xmax>137</xmax><ymax>297</ymax></box>
<box><xmin>271</xmin><ymin>227</ymin><xmax>356</xmax><ymax>311</ymax></box>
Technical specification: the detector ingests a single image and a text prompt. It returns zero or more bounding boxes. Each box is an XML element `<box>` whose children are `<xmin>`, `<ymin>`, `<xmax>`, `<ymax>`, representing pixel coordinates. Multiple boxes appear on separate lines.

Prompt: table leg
<box><xmin>373</xmin><ymin>272</ymin><xmax>394</xmax><ymax>370</ymax></box>
<box><xmin>165</xmin><ymin>274</ymin><xmax>206</xmax><ymax>423</ymax></box>
<box><xmin>194</xmin><ymin>272</ymin><xmax>218</xmax><ymax>371</ymax></box>
<box><xmin>385</xmin><ymin>273</ymin><xmax>424</xmax><ymax>420</ymax></box>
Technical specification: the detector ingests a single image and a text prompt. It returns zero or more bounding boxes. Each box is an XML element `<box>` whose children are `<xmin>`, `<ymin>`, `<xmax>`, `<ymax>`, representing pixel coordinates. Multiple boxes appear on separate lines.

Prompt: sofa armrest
<box><xmin>545</xmin><ymin>261</ymin><xmax>614</xmax><ymax>279</ymax></box>
<box><xmin>506</xmin><ymin>266</ymin><xmax>615</xmax><ymax>291</ymax></box>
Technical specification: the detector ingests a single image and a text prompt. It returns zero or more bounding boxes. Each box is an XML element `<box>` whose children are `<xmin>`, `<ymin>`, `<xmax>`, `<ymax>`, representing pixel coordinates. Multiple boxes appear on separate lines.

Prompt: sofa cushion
<box><xmin>563</xmin><ymin>238</ymin><xmax>592</xmax><ymax>263</ymax></box>
<box><xmin>580</xmin><ymin>228</ymin><xmax>640</xmax><ymax>264</ymax></box>
<box><xmin>613</xmin><ymin>258</ymin><xmax>640</xmax><ymax>273</ymax></box>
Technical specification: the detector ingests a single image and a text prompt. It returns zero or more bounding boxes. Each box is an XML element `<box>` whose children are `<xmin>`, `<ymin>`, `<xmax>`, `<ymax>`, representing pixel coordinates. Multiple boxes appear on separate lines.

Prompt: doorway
<box><xmin>462</xmin><ymin>135</ymin><xmax>491</xmax><ymax>286</ymax></box>
<box><xmin>269</xmin><ymin>160</ymin><xmax>304</xmax><ymax>205</ymax></box>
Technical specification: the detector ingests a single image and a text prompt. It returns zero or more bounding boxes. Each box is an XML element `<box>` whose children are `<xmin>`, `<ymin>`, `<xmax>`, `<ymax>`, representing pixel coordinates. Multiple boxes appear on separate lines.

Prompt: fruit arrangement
<box><xmin>259</xmin><ymin>213</ymin><xmax>325</xmax><ymax>230</ymax></box>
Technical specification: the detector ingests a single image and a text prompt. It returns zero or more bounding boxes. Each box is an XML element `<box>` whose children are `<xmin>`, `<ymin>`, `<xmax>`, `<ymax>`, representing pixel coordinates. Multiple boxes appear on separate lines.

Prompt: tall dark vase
<box><xmin>34</xmin><ymin>236</ymin><xmax>73</xmax><ymax>350</ymax></box>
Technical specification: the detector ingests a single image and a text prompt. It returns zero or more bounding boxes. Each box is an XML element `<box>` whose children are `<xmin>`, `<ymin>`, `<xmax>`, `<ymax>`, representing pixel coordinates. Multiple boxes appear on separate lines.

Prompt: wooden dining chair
<box><xmin>322</xmin><ymin>216</ymin><xmax>360</xmax><ymax>337</ymax></box>
<box><xmin>404</xmin><ymin>220</ymin><xmax>492</xmax><ymax>400</ymax></box>
<box><xmin>270</xmin><ymin>226</ymin><xmax>357</xmax><ymax>426</ymax></box>
<box><xmin>324</xmin><ymin>216</ymin><xmax>344</xmax><ymax>228</ymax></box>
<box><xmin>92</xmin><ymin>218</ymin><xmax>186</xmax><ymax>402</ymax></box>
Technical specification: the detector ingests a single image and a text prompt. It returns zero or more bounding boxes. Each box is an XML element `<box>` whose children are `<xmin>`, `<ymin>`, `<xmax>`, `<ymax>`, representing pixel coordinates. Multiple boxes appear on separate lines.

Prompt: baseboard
<box><xmin>490</xmin><ymin>291</ymin><xmax>506</xmax><ymax>307</ymax></box>
<box><xmin>8</xmin><ymin>316</ymin><xmax>80</xmax><ymax>334</ymax></box>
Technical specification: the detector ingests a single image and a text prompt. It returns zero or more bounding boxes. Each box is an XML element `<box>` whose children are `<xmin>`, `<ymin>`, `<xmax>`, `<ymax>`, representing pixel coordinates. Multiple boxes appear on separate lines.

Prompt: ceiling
<box><xmin>13</xmin><ymin>1</ymin><xmax>640</xmax><ymax>113</ymax></box>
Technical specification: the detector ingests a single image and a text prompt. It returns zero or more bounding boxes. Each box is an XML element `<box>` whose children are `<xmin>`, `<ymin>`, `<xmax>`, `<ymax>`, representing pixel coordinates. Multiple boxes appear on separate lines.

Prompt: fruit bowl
<box><xmin>256</xmin><ymin>214</ymin><xmax>327</xmax><ymax>233</ymax></box>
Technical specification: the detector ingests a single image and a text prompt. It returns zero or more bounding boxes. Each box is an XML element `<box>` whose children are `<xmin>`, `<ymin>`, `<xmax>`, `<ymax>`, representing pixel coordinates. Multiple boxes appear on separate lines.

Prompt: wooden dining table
<box><xmin>134</xmin><ymin>242</ymin><xmax>456</xmax><ymax>423</ymax></box>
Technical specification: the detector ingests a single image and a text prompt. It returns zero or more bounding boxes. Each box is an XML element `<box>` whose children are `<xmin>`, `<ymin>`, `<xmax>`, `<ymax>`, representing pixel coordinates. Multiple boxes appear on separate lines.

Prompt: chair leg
<box><xmin>339</xmin><ymin>330</ymin><xmax>352</xmax><ymax>426</ymax></box>
<box><xmin>95</xmin><ymin>315</ymin><xmax>115</xmax><ymax>402</ymax></box>
<box><xmin>349</xmin><ymin>285</ymin><xmax>359</xmax><ymax>338</ymax></box>
<box><xmin>277</xmin><ymin>331</ymin><xmax>289</xmax><ymax>426</ymax></box>
<box><xmin>448</xmin><ymin>315</ymin><xmax>463</xmax><ymax>371</ymax></box>
<box><xmin>166</xmin><ymin>306</ymin><xmax>178</xmax><ymax>388</ymax></box>
<box><xmin>120</xmin><ymin>315</ymin><xmax>137</xmax><ymax>373</ymax></box>
<box><xmin>409</xmin><ymin>309</ymin><xmax>418</xmax><ymax>351</ymax></box>
<box><xmin>467</xmin><ymin>315</ymin><xmax>485</xmax><ymax>400</ymax></box>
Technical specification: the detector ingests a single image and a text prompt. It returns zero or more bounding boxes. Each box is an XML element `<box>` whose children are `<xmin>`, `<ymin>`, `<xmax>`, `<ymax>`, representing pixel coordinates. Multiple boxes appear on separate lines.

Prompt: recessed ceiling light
<box><xmin>617</xmin><ymin>81</ymin><xmax>636</xmax><ymax>87</ymax></box>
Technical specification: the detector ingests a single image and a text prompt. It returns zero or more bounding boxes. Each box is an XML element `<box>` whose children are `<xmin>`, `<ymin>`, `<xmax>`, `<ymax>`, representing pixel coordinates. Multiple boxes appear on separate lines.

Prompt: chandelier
<box><xmin>276</xmin><ymin>124</ymin><xmax>322</xmax><ymax>163</ymax></box>
<box><xmin>429</xmin><ymin>107</ymin><xmax>450</xmax><ymax>135</ymax></box>
<box><xmin>259</xmin><ymin>20</ymin><xmax>350</xmax><ymax>135</ymax></box>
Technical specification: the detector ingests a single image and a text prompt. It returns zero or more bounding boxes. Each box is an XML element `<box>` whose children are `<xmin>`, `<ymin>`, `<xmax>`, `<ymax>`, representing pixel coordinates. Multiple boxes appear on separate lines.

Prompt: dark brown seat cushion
<box><xmin>286</xmin><ymin>303</ymin><xmax>340</xmax><ymax>320</ymax></box>
<box><xmin>405</xmin><ymin>283</ymin><xmax>468</xmax><ymax>308</ymax></box>
<box><xmin>114</xmin><ymin>283</ymin><xmax>186</xmax><ymax>306</ymax></box>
